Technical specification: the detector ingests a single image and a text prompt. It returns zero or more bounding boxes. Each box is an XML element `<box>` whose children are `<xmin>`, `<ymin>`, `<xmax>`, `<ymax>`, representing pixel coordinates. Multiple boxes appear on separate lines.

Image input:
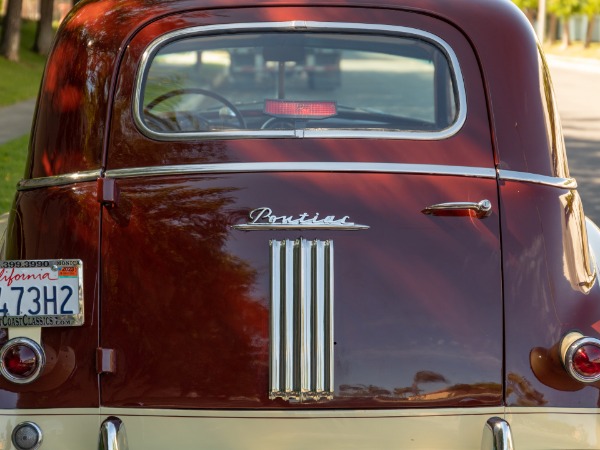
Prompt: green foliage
<box><xmin>548</xmin><ymin>0</ymin><xmax>582</xmax><ymax>17</ymax></box>
<box><xmin>513</xmin><ymin>0</ymin><xmax>539</xmax><ymax>10</ymax></box>
<box><xmin>0</xmin><ymin>19</ymin><xmax>46</xmax><ymax>106</ymax></box>
<box><xmin>581</xmin><ymin>0</ymin><xmax>600</xmax><ymax>16</ymax></box>
<box><xmin>0</xmin><ymin>135</ymin><xmax>28</xmax><ymax>213</ymax></box>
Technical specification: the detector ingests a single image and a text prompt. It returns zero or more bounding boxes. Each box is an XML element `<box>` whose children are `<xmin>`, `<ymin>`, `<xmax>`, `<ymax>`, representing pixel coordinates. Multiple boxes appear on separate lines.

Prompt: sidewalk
<box><xmin>0</xmin><ymin>99</ymin><xmax>36</xmax><ymax>224</ymax></box>
<box><xmin>546</xmin><ymin>54</ymin><xmax>600</xmax><ymax>74</ymax></box>
<box><xmin>0</xmin><ymin>98</ymin><xmax>36</xmax><ymax>145</ymax></box>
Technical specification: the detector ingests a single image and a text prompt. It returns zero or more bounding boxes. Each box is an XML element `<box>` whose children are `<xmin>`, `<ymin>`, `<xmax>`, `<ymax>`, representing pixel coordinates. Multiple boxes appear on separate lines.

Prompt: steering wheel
<box><xmin>260</xmin><ymin>117</ymin><xmax>297</xmax><ymax>130</ymax></box>
<box><xmin>145</xmin><ymin>88</ymin><xmax>247</xmax><ymax>130</ymax></box>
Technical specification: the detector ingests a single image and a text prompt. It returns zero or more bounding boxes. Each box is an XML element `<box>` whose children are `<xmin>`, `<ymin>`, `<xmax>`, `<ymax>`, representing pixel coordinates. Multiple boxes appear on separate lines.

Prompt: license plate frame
<box><xmin>0</xmin><ymin>259</ymin><xmax>84</xmax><ymax>327</ymax></box>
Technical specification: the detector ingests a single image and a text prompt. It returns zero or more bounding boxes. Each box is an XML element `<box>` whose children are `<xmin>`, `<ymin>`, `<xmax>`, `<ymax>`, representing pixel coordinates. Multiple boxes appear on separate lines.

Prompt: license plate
<box><xmin>0</xmin><ymin>259</ymin><xmax>84</xmax><ymax>327</ymax></box>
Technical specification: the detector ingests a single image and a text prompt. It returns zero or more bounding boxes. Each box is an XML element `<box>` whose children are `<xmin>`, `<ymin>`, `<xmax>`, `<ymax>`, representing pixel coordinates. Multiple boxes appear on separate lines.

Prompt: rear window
<box><xmin>136</xmin><ymin>23</ymin><xmax>465</xmax><ymax>140</ymax></box>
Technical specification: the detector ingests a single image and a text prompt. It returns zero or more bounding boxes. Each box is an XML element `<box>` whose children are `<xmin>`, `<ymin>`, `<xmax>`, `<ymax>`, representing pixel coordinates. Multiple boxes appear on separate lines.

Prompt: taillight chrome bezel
<box><xmin>0</xmin><ymin>337</ymin><xmax>46</xmax><ymax>384</ymax></box>
<box><xmin>560</xmin><ymin>332</ymin><xmax>600</xmax><ymax>383</ymax></box>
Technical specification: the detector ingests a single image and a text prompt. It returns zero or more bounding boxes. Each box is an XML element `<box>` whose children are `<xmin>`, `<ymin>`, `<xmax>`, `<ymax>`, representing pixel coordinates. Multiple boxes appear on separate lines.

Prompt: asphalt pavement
<box><xmin>0</xmin><ymin>99</ymin><xmax>35</xmax><ymax>236</ymax></box>
<box><xmin>0</xmin><ymin>98</ymin><xmax>36</xmax><ymax>145</ymax></box>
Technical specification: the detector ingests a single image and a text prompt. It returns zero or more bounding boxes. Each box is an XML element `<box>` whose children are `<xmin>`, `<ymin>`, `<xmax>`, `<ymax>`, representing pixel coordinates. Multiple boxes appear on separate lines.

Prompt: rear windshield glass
<box><xmin>139</xmin><ymin>29</ymin><xmax>461</xmax><ymax>138</ymax></box>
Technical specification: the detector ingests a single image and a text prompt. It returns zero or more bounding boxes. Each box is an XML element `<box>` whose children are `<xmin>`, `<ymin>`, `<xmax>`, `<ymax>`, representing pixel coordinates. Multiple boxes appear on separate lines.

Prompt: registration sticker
<box><xmin>0</xmin><ymin>259</ymin><xmax>84</xmax><ymax>327</ymax></box>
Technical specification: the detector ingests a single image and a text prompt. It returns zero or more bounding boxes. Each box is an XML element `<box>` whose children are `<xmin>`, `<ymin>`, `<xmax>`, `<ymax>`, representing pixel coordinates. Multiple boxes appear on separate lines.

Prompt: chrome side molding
<box><xmin>481</xmin><ymin>417</ymin><xmax>514</xmax><ymax>450</ymax></box>
<box><xmin>16</xmin><ymin>164</ymin><xmax>577</xmax><ymax>191</ymax></box>
<box><xmin>270</xmin><ymin>239</ymin><xmax>334</xmax><ymax>402</ymax></box>
<box><xmin>99</xmin><ymin>417</ymin><xmax>129</xmax><ymax>450</ymax></box>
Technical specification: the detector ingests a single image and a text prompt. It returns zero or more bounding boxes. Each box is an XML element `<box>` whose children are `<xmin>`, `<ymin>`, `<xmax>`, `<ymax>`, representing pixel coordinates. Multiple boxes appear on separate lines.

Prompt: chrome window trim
<box><xmin>17</xmin><ymin>169</ymin><xmax>102</xmax><ymax>191</ymax></box>
<box><xmin>134</xmin><ymin>21</ymin><xmax>467</xmax><ymax>141</ymax></box>
<box><xmin>16</xmin><ymin>164</ymin><xmax>577</xmax><ymax>190</ymax></box>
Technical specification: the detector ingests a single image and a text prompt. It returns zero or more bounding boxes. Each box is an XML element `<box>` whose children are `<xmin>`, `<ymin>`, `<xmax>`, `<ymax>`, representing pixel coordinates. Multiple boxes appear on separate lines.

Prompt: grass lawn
<box><xmin>0</xmin><ymin>135</ymin><xmax>28</xmax><ymax>213</ymax></box>
<box><xmin>0</xmin><ymin>19</ymin><xmax>47</xmax><ymax>106</ymax></box>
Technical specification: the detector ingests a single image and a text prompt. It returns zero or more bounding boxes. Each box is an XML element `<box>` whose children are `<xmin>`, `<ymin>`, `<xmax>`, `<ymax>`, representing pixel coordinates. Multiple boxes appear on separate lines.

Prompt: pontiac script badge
<box><xmin>233</xmin><ymin>207</ymin><xmax>370</xmax><ymax>231</ymax></box>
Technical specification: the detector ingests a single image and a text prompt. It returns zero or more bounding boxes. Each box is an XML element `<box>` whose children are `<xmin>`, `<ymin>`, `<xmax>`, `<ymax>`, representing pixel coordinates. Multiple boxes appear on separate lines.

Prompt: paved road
<box><xmin>0</xmin><ymin>99</ymin><xmax>36</xmax><ymax>145</ymax></box>
<box><xmin>547</xmin><ymin>57</ymin><xmax>600</xmax><ymax>224</ymax></box>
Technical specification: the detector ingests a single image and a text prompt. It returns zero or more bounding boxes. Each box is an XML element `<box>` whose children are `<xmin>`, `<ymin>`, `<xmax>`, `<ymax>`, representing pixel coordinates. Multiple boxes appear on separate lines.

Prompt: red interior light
<box><xmin>264</xmin><ymin>99</ymin><xmax>337</xmax><ymax>119</ymax></box>
<box><xmin>573</xmin><ymin>345</ymin><xmax>600</xmax><ymax>378</ymax></box>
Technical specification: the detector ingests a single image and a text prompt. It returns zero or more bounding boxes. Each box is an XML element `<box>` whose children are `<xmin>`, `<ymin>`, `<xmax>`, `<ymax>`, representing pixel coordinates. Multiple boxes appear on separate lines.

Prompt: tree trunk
<box><xmin>34</xmin><ymin>0</ymin><xmax>54</xmax><ymax>56</ymax></box>
<box><xmin>524</xmin><ymin>9</ymin><xmax>535</xmax><ymax>27</ymax></box>
<box><xmin>584</xmin><ymin>15</ymin><xmax>595</xmax><ymax>49</ymax></box>
<box><xmin>561</xmin><ymin>17</ymin><xmax>571</xmax><ymax>48</ymax></box>
<box><xmin>549</xmin><ymin>14</ymin><xmax>558</xmax><ymax>44</ymax></box>
<box><xmin>0</xmin><ymin>0</ymin><xmax>23</xmax><ymax>62</ymax></box>
<box><xmin>537</xmin><ymin>0</ymin><xmax>547</xmax><ymax>43</ymax></box>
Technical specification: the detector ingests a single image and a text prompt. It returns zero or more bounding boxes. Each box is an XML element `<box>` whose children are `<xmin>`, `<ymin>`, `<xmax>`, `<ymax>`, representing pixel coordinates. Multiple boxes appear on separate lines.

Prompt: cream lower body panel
<box><xmin>0</xmin><ymin>409</ymin><xmax>100</xmax><ymax>450</ymax></box>
<box><xmin>507</xmin><ymin>407</ymin><xmax>600</xmax><ymax>450</ymax></box>
<box><xmin>114</xmin><ymin>407</ymin><xmax>501</xmax><ymax>450</ymax></box>
<box><xmin>0</xmin><ymin>407</ymin><xmax>598</xmax><ymax>450</ymax></box>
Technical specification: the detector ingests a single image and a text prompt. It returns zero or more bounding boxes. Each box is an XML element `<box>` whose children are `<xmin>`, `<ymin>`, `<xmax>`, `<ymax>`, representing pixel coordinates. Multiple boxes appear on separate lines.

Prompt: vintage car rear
<box><xmin>2</xmin><ymin>0</ymin><xmax>600</xmax><ymax>448</ymax></box>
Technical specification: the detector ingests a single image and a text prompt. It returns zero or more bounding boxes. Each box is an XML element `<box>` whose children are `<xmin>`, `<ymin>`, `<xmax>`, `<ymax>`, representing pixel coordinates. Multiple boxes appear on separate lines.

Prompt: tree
<box><xmin>548</xmin><ymin>0</ymin><xmax>581</xmax><ymax>47</ymax></box>
<box><xmin>34</xmin><ymin>0</ymin><xmax>54</xmax><ymax>55</ymax></box>
<box><xmin>0</xmin><ymin>0</ymin><xmax>23</xmax><ymax>61</ymax></box>
<box><xmin>582</xmin><ymin>0</ymin><xmax>600</xmax><ymax>48</ymax></box>
<box><xmin>537</xmin><ymin>0</ymin><xmax>547</xmax><ymax>43</ymax></box>
<box><xmin>513</xmin><ymin>0</ymin><xmax>539</xmax><ymax>25</ymax></box>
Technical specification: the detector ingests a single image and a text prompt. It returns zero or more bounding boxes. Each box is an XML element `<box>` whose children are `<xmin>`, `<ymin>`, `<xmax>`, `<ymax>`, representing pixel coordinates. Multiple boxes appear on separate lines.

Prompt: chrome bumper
<box><xmin>482</xmin><ymin>417</ymin><xmax>514</xmax><ymax>450</ymax></box>
<box><xmin>95</xmin><ymin>413</ymin><xmax>514</xmax><ymax>450</ymax></box>
<box><xmin>99</xmin><ymin>417</ymin><xmax>129</xmax><ymax>450</ymax></box>
<box><xmin>5</xmin><ymin>407</ymin><xmax>597</xmax><ymax>449</ymax></box>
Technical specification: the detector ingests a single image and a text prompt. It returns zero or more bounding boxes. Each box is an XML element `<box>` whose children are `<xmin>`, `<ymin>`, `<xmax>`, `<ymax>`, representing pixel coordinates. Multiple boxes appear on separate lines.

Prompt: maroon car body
<box><xmin>1</xmin><ymin>0</ymin><xmax>600</xmax><ymax>448</ymax></box>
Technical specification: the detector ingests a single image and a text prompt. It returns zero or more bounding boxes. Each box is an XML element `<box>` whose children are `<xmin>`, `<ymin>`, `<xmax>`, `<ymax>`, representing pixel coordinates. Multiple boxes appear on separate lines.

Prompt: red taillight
<box><xmin>0</xmin><ymin>338</ymin><xmax>45</xmax><ymax>384</ymax></box>
<box><xmin>4</xmin><ymin>345</ymin><xmax>37</xmax><ymax>376</ymax></box>
<box><xmin>561</xmin><ymin>332</ymin><xmax>600</xmax><ymax>383</ymax></box>
<box><xmin>573</xmin><ymin>345</ymin><xmax>600</xmax><ymax>377</ymax></box>
<box><xmin>264</xmin><ymin>99</ymin><xmax>337</xmax><ymax>119</ymax></box>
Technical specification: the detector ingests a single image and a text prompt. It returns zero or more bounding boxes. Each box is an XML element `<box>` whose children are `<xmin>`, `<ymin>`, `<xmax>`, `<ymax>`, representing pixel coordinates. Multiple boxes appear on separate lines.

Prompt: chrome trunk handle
<box><xmin>422</xmin><ymin>199</ymin><xmax>492</xmax><ymax>218</ymax></box>
<box><xmin>481</xmin><ymin>417</ymin><xmax>514</xmax><ymax>450</ymax></box>
<box><xmin>98</xmin><ymin>417</ymin><xmax>129</xmax><ymax>450</ymax></box>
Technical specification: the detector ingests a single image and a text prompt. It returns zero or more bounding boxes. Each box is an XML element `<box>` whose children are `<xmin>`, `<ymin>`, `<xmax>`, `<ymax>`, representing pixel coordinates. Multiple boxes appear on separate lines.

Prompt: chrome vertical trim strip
<box><xmin>269</xmin><ymin>240</ymin><xmax>281</xmax><ymax>397</ymax></box>
<box><xmin>300</xmin><ymin>239</ymin><xmax>312</xmax><ymax>397</ymax></box>
<box><xmin>270</xmin><ymin>239</ymin><xmax>334</xmax><ymax>401</ymax></box>
<box><xmin>326</xmin><ymin>240</ymin><xmax>334</xmax><ymax>395</ymax></box>
<box><xmin>481</xmin><ymin>417</ymin><xmax>514</xmax><ymax>450</ymax></box>
<box><xmin>314</xmin><ymin>240</ymin><xmax>326</xmax><ymax>394</ymax></box>
<box><xmin>284</xmin><ymin>240</ymin><xmax>295</xmax><ymax>395</ymax></box>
